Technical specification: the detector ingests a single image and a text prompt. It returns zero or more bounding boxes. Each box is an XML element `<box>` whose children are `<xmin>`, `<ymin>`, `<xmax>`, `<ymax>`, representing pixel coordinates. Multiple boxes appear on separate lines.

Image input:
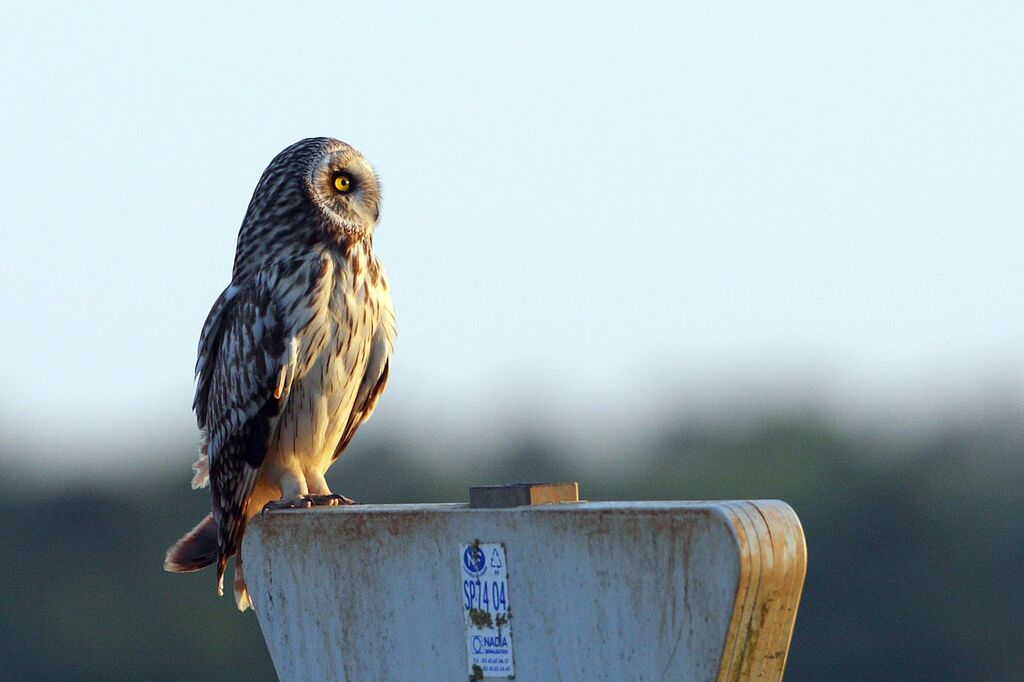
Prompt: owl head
<box><xmin>232</xmin><ymin>137</ymin><xmax>381</xmax><ymax>278</ymax></box>
<box><xmin>304</xmin><ymin>139</ymin><xmax>381</xmax><ymax>235</ymax></box>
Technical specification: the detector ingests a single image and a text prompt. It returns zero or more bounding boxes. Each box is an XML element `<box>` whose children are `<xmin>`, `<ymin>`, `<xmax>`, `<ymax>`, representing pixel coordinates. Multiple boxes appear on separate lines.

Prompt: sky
<box><xmin>1</xmin><ymin>3</ymin><xmax>1021</xmax><ymax>468</ymax></box>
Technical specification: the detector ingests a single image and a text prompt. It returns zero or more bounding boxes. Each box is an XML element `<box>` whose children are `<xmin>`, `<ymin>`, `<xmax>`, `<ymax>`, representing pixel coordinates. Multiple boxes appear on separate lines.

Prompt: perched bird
<box><xmin>164</xmin><ymin>138</ymin><xmax>396</xmax><ymax>610</ymax></box>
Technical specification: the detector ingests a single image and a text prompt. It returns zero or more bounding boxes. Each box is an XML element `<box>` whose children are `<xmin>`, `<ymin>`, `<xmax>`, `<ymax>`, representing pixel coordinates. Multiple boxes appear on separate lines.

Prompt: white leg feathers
<box><xmin>233</xmin><ymin>558</ymin><xmax>253</xmax><ymax>612</ymax></box>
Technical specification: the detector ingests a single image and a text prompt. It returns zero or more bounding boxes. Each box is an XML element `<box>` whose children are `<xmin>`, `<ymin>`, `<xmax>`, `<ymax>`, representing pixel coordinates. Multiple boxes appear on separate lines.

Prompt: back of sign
<box><xmin>242</xmin><ymin>499</ymin><xmax>806</xmax><ymax>681</ymax></box>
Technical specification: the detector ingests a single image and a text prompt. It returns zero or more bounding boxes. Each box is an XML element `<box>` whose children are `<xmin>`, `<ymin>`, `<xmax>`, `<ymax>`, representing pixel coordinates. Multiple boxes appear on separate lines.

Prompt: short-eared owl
<box><xmin>165</xmin><ymin>138</ymin><xmax>396</xmax><ymax>610</ymax></box>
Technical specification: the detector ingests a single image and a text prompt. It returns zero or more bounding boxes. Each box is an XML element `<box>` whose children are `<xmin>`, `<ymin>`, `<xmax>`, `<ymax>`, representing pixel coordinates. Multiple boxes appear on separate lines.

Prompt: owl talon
<box><xmin>303</xmin><ymin>493</ymin><xmax>357</xmax><ymax>506</ymax></box>
<box><xmin>261</xmin><ymin>498</ymin><xmax>313</xmax><ymax>515</ymax></box>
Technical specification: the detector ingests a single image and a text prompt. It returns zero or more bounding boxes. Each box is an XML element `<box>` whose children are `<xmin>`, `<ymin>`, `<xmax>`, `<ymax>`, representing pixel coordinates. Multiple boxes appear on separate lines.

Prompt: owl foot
<box><xmin>303</xmin><ymin>493</ymin><xmax>357</xmax><ymax>506</ymax></box>
<box><xmin>260</xmin><ymin>497</ymin><xmax>314</xmax><ymax>516</ymax></box>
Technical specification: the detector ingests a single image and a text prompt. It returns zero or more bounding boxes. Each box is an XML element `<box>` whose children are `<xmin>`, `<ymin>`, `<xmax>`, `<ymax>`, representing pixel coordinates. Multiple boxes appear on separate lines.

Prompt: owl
<box><xmin>164</xmin><ymin>138</ymin><xmax>396</xmax><ymax>611</ymax></box>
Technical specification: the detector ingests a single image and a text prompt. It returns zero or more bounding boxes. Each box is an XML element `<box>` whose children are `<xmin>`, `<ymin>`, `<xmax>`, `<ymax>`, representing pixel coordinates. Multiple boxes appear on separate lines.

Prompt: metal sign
<box><xmin>460</xmin><ymin>542</ymin><xmax>514</xmax><ymax>679</ymax></box>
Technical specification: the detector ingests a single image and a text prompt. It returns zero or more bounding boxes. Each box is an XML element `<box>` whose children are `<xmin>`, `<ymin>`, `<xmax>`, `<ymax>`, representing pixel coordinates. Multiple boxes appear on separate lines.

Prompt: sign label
<box><xmin>460</xmin><ymin>542</ymin><xmax>514</xmax><ymax>679</ymax></box>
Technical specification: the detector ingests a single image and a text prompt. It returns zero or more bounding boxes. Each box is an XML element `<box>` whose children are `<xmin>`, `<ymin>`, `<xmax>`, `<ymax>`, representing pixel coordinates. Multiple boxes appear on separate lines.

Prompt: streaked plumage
<box><xmin>165</xmin><ymin>138</ymin><xmax>395</xmax><ymax>610</ymax></box>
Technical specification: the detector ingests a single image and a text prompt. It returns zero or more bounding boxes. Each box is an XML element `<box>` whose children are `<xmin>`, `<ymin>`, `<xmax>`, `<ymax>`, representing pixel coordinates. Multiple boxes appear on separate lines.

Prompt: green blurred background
<box><xmin>2</xmin><ymin>406</ymin><xmax>1021</xmax><ymax>680</ymax></box>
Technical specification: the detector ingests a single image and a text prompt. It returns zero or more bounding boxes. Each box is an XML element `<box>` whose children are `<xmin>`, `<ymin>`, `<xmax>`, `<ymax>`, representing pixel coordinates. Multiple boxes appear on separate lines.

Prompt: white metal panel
<box><xmin>242</xmin><ymin>501</ymin><xmax>804</xmax><ymax>681</ymax></box>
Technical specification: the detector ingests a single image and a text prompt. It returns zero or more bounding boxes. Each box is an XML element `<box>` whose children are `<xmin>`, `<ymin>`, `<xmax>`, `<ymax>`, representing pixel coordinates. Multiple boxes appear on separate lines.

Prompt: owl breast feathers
<box><xmin>165</xmin><ymin>138</ymin><xmax>396</xmax><ymax>611</ymax></box>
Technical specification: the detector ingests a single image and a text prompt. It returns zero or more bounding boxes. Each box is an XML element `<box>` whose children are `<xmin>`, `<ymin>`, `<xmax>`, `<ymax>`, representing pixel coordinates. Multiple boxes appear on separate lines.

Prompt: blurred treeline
<box><xmin>1</xmin><ymin>409</ymin><xmax>1021</xmax><ymax>681</ymax></box>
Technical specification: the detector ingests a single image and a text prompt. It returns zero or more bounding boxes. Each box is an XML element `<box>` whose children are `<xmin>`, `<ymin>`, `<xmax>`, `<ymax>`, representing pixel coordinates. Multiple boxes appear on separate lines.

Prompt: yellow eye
<box><xmin>333</xmin><ymin>174</ymin><xmax>352</xmax><ymax>193</ymax></box>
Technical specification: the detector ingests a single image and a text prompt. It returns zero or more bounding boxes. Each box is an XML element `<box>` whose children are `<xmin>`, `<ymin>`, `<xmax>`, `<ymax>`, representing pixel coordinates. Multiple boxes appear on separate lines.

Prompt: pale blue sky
<box><xmin>1</xmin><ymin>3</ymin><xmax>1021</xmax><ymax>467</ymax></box>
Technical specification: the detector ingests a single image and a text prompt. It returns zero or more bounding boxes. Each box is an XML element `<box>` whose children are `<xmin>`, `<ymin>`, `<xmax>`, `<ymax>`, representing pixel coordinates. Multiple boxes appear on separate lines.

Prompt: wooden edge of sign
<box><xmin>469</xmin><ymin>482</ymin><xmax>580</xmax><ymax>508</ymax></box>
<box><xmin>715</xmin><ymin>500</ymin><xmax>807</xmax><ymax>682</ymax></box>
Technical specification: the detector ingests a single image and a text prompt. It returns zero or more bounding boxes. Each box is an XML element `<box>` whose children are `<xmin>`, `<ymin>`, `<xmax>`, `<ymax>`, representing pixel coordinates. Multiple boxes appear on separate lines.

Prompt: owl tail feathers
<box><xmin>164</xmin><ymin>514</ymin><xmax>218</xmax><ymax>573</ymax></box>
<box><xmin>165</xmin><ymin>514</ymin><xmax>253</xmax><ymax>611</ymax></box>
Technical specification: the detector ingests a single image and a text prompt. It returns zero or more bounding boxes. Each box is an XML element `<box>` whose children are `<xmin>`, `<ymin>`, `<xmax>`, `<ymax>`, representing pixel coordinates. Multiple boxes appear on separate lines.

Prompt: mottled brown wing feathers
<box><xmin>193</xmin><ymin>285</ymin><xmax>238</xmax><ymax>427</ymax></box>
<box><xmin>196</xmin><ymin>279</ymin><xmax>289</xmax><ymax>593</ymax></box>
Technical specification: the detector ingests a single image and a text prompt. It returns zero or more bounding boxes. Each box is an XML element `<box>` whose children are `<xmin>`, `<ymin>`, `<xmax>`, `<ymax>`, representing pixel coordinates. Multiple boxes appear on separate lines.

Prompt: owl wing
<box><xmin>332</xmin><ymin>328</ymin><xmax>391</xmax><ymax>461</ymax></box>
<box><xmin>332</xmin><ymin>281</ymin><xmax>396</xmax><ymax>461</ymax></box>
<box><xmin>193</xmin><ymin>266</ymin><xmax>303</xmax><ymax>594</ymax></box>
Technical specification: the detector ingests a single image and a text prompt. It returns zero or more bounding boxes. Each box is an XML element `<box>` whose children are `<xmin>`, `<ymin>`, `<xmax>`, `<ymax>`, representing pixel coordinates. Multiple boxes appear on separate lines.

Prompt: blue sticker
<box><xmin>462</xmin><ymin>545</ymin><xmax>487</xmax><ymax>577</ymax></box>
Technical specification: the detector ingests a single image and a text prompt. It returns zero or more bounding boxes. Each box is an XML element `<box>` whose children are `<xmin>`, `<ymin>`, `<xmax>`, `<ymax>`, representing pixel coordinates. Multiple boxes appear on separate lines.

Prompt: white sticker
<box><xmin>460</xmin><ymin>542</ymin><xmax>514</xmax><ymax>679</ymax></box>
